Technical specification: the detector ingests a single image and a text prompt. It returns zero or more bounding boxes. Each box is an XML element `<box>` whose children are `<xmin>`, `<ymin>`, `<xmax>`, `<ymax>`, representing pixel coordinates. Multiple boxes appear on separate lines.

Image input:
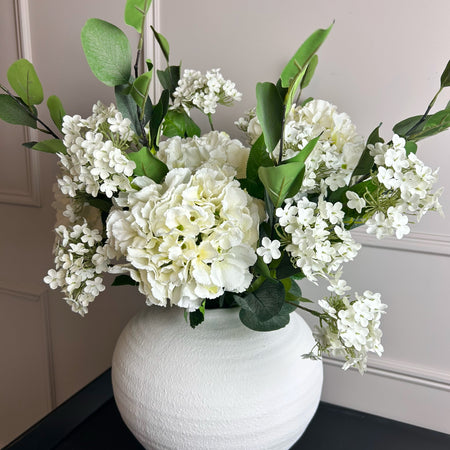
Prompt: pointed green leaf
<box><xmin>124</xmin><ymin>0</ymin><xmax>152</xmax><ymax>33</ymax></box>
<box><xmin>351</xmin><ymin>124</ymin><xmax>383</xmax><ymax>178</ymax></box>
<box><xmin>47</xmin><ymin>95</ymin><xmax>66</xmax><ymax>131</ymax></box>
<box><xmin>258</xmin><ymin>162</ymin><xmax>306</xmax><ymax>208</ymax></box>
<box><xmin>280</xmin><ymin>23</ymin><xmax>333</xmax><ymax>88</ymax></box>
<box><xmin>404</xmin><ymin>141</ymin><xmax>417</xmax><ymax>155</ymax></box>
<box><xmin>300</xmin><ymin>54</ymin><xmax>319</xmax><ymax>90</ymax></box>
<box><xmin>284</xmin><ymin>65</ymin><xmax>308</xmax><ymax>117</ymax></box>
<box><xmin>157</xmin><ymin>65</ymin><xmax>180</xmax><ymax>97</ymax></box>
<box><xmin>81</xmin><ymin>19</ymin><xmax>132</xmax><ymax>87</ymax></box>
<box><xmin>184</xmin><ymin>113</ymin><xmax>201</xmax><ymax>137</ymax></box>
<box><xmin>149</xmin><ymin>89</ymin><xmax>169</xmax><ymax>148</ymax></box>
<box><xmin>151</xmin><ymin>26</ymin><xmax>170</xmax><ymax>63</ymax></box>
<box><xmin>392</xmin><ymin>115</ymin><xmax>422</xmax><ymax>137</ymax></box>
<box><xmin>22</xmin><ymin>141</ymin><xmax>38</xmax><ymax>148</ymax></box>
<box><xmin>283</xmin><ymin>134</ymin><xmax>320</xmax><ymax>165</ymax></box>
<box><xmin>440</xmin><ymin>60</ymin><xmax>450</xmax><ymax>88</ymax></box>
<box><xmin>131</xmin><ymin>69</ymin><xmax>153</xmax><ymax>109</ymax></box>
<box><xmin>256</xmin><ymin>82</ymin><xmax>283</xmax><ymax>153</ymax></box>
<box><xmin>7</xmin><ymin>59</ymin><xmax>44</xmax><ymax>106</ymax></box>
<box><xmin>394</xmin><ymin>109</ymin><xmax>450</xmax><ymax>142</ymax></box>
<box><xmin>0</xmin><ymin>94</ymin><xmax>37</xmax><ymax>128</ymax></box>
<box><xmin>127</xmin><ymin>146</ymin><xmax>168</xmax><ymax>182</ymax></box>
<box><xmin>162</xmin><ymin>109</ymin><xmax>200</xmax><ymax>138</ymax></box>
<box><xmin>245</xmin><ymin>134</ymin><xmax>274</xmax><ymax>181</ymax></box>
<box><xmin>32</xmin><ymin>139</ymin><xmax>66</xmax><ymax>154</ymax></box>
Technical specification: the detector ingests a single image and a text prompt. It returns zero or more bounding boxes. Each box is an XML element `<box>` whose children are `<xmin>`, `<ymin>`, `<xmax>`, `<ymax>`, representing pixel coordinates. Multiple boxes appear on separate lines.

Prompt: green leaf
<box><xmin>234</xmin><ymin>279</ymin><xmax>285</xmax><ymax>322</ymax></box>
<box><xmin>7</xmin><ymin>59</ymin><xmax>44</xmax><ymax>106</ymax></box>
<box><xmin>256</xmin><ymin>82</ymin><xmax>284</xmax><ymax>153</ymax></box>
<box><xmin>47</xmin><ymin>95</ymin><xmax>66</xmax><ymax>131</ymax></box>
<box><xmin>22</xmin><ymin>141</ymin><xmax>38</xmax><ymax>148</ymax></box>
<box><xmin>440</xmin><ymin>60</ymin><xmax>450</xmax><ymax>88</ymax></box>
<box><xmin>394</xmin><ymin>109</ymin><xmax>450</xmax><ymax>142</ymax></box>
<box><xmin>32</xmin><ymin>139</ymin><xmax>66</xmax><ymax>154</ymax></box>
<box><xmin>131</xmin><ymin>69</ymin><xmax>153</xmax><ymax>110</ymax></box>
<box><xmin>300</xmin><ymin>54</ymin><xmax>319</xmax><ymax>90</ymax></box>
<box><xmin>239</xmin><ymin>307</ymin><xmax>290</xmax><ymax>332</ymax></box>
<box><xmin>188</xmin><ymin>301</ymin><xmax>205</xmax><ymax>329</ymax></box>
<box><xmin>280</xmin><ymin>23</ymin><xmax>333</xmax><ymax>88</ymax></box>
<box><xmin>151</xmin><ymin>26</ymin><xmax>170</xmax><ymax>63</ymax></box>
<box><xmin>112</xmin><ymin>275</ymin><xmax>138</xmax><ymax>286</ymax></box>
<box><xmin>392</xmin><ymin>115</ymin><xmax>422</xmax><ymax>137</ymax></box>
<box><xmin>162</xmin><ymin>109</ymin><xmax>200</xmax><ymax>138</ymax></box>
<box><xmin>127</xmin><ymin>146</ymin><xmax>168</xmax><ymax>182</ymax></box>
<box><xmin>246</xmin><ymin>134</ymin><xmax>274</xmax><ymax>180</ymax></box>
<box><xmin>258</xmin><ymin>162</ymin><xmax>305</xmax><ymax>208</ymax></box>
<box><xmin>124</xmin><ymin>0</ymin><xmax>152</xmax><ymax>33</ymax></box>
<box><xmin>149</xmin><ymin>89</ymin><xmax>169</xmax><ymax>148</ymax></box>
<box><xmin>283</xmin><ymin>134</ymin><xmax>320</xmax><ymax>165</ymax></box>
<box><xmin>254</xmin><ymin>256</ymin><xmax>273</xmax><ymax>279</ymax></box>
<box><xmin>157</xmin><ymin>65</ymin><xmax>180</xmax><ymax>97</ymax></box>
<box><xmin>0</xmin><ymin>95</ymin><xmax>37</xmax><ymax>128</ymax></box>
<box><xmin>404</xmin><ymin>140</ymin><xmax>417</xmax><ymax>155</ymax></box>
<box><xmin>351</xmin><ymin>124</ymin><xmax>383</xmax><ymax>178</ymax></box>
<box><xmin>81</xmin><ymin>19</ymin><xmax>132</xmax><ymax>87</ymax></box>
<box><xmin>115</xmin><ymin>84</ymin><xmax>140</xmax><ymax>133</ymax></box>
<box><xmin>284</xmin><ymin>66</ymin><xmax>308</xmax><ymax>116</ymax></box>
<box><xmin>275</xmin><ymin>253</ymin><xmax>304</xmax><ymax>280</ymax></box>
<box><xmin>85</xmin><ymin>196</ymin><xmax>112</xmax><ymax>212</ymax></box>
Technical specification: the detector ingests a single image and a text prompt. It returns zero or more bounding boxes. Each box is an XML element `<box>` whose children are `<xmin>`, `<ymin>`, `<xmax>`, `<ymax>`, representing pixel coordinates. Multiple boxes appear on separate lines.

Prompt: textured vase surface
<box><xmin>112</xmin><ymin>306</ymin><xmax>323</xmax><ymax>450</ymax></box>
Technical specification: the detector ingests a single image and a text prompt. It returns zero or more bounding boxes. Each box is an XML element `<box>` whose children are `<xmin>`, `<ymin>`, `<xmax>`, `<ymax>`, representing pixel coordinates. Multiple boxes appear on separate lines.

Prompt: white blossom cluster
<box><xmin>106</xmin><ymin>166</ymin><xmax>264</xmax><ymax>311</ymax></box>
<box><xmin>363</xmin><ymin>134</ymin><xmax>443</xmax><ymax>239</ymax></box>
<box><xmin>236</xmin><ymin>99</ymin><xmax>365</xmax><ymax>192</ymax></box>
<box><xmin>43</xmin><ymin>222</ymin><xmax>110</xmax><ymax>315</ymax></box>
<box><xmin>58</xmin><ymin>102</ymin><xmax>136</xmax><ymax>199</ymax></box>
<box><xmin>276</xmin><ymin>192</ymin><xmax>361</xmax><ymax>282</ymax></box>
<box><xmin>158</xmin><ymin>131</ymin><xmax>250</xmax><ymax>178</ymax></box>
<box><xmin>173</xmin><ymin>68</ymin><xmax>242</xmax><ymax>115</ymax></box>
<box><xmin>315</xmin><ymin>288</ymin><xmax>387</xmax><ymax>373</ymax></box>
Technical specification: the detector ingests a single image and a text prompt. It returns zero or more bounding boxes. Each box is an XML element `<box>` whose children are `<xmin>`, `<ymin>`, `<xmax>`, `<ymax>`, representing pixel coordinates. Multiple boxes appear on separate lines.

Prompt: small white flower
<box><xmin>256</xmin><ymin>237</ymin><xmax>281</xmax><ymax>264</ymax></box>
<box><xmin>345</xmin><ymin>191</ymin><xmax>366</xmax><ymax>213</ymax></box>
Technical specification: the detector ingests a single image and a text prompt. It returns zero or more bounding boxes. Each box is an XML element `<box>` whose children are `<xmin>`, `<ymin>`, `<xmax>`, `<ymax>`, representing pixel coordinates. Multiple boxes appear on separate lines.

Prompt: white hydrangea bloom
<box><xmin>315</xmin><ymin>289</ymin><xmax>387</xmax><ymax>373</ymax></box>
<box><xmin>106</xmin><ymin>167</ymin><xmax>264</xmax><ymax>311</ymax></box>
<box><xmin>44</xmin><ymin>221</ymin><xmax>110</xmax><ymax>315</ymax></box>
<box><xmin>236</xmin><ymin>99</ymin><xmax>365</xmax><ymax>192</ymax></box>
<box><xmin>58</xmin><ymin>102</ymin><xmax>136</xmax><ymax>200</ymax></box>
<box><xmin>158</xmin><ymin>131</ymin><xmax>250</xmax><ymax>178</ymax></box>
<box><xmin>173</xmin><ymin>68</ymin><xmax>242</xmax><ymax>115</ymax></box>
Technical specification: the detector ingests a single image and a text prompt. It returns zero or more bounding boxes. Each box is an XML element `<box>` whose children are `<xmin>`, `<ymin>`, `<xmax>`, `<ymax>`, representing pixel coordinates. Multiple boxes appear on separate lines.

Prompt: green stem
<box><xmin>207</xmin><ymin>113</ymin><xmax>215</xmax><ymax>131</ymax></box>
<box><xmin>277</xmin><ymin>104</ymin><xmax>287</xmax><ymax>166</ymax></box>
<box><xmin>286</xmin><ymin>301</ymin><xmax>323</xmax><ymax>318</ymax></box>
<box><xmin>0</xmin><ymin>83</ymin><xmax>59</xmax><ymax>139</ymax></box>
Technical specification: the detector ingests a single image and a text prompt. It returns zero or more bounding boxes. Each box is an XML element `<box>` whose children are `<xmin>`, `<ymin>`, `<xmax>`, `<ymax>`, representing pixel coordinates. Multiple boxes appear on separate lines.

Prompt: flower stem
<box><xmin>208</xmin><ymin>113</ymin><xmax>215</xmax><ymax>131</ymax></box>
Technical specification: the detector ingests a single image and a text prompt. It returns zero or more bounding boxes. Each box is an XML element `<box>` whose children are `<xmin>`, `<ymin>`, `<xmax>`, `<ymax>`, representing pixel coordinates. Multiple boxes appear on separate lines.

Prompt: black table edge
<box><xmin>4</xmin><ymin>368</ymin><xmax>450</xmax><ymax>449</ymax></box>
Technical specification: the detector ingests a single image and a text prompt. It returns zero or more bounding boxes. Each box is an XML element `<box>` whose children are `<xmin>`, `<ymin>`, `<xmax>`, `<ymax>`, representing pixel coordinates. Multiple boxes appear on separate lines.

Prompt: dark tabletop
<box><xmin>5</xmin><ymin>369</ymin><xmax>450</xmax><ymax>450</ymax></box>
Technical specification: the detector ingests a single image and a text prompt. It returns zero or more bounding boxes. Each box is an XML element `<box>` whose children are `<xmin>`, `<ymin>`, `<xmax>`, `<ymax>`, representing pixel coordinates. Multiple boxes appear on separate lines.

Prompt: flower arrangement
<box><xmin>0</xmin><ymin>0</ymin><xmax>448</xmax><ymax>373</ymax></box>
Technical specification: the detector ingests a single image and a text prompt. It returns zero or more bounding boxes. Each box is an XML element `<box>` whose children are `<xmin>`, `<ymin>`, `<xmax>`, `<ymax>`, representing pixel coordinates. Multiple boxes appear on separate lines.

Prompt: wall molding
<box><xmin>0</xmin><ymin>0</ymin><xmax>40</xmax><ymax>207</ymax></box>
<box><xmin>353</xmin><ymin>228</ymin><xmax>450</xmax><ymax>257</ymax></box>
<box><xmin>0</xmin><ymin>285</ymin><xmax>56</xmax><ymax>410</ymax></box>
<box><xmin>324</xmin><ymin>355</ymin><xmax>450</xmax><ymax>392</ymax></box>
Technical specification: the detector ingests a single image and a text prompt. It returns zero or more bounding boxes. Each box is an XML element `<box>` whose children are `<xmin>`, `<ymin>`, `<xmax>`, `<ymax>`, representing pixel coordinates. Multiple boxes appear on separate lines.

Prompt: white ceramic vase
<box><xmin>112</xmin><ymin>306</ymin><xmax>323</xmax><ymax>450</ymax></box>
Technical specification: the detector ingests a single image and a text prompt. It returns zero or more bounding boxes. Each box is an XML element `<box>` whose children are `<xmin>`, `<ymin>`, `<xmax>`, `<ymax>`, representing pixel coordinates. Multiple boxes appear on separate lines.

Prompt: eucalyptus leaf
<box><xmin>124</xmin><ymin>0</ymin><xmax>152</xmax><ymax>33</ymax></box>
<box><xmin>188</xmin><ymin>301</ymin><xmax>205</xmax><ymax>329</ymax></box>
<box><xmin>47</xmin><ymin>95</ymin><xmax>66</xmax><ymax>131</ymax></box>
<box><xmin>115</xmin><ymin>84</ymin><xmax>140</xmax><ymax>133</ymax></box>
<box><xmin>239</xmin><ymin>307</ymin><xmax>290</xmax><ymax>332</ymax></box>
<box><xmin>127</xmin><ymin>146</ymin><xmax>168</xmax><ymax>182</ymax></box>
<box><xmin>255</xmin><ymin>82</ymin><xmax>283</xmax><ymax>153</ymax></box>
<box><xmin>0</xmin><ymin>95</ymin><xmax>37</xmax><ymax>128</ymax></box>
<box><xmin>7</xmin><ymin>59</ymin><xmax>43</xmax><ymax>106</ymax></box>
<box><xmin>234</xmin><ymin>279</ymin><xmax>285</xmax><ymax>321</ymax></box>
<box><xmin>151</xmin><ymin>26</ymin><xmax>170</xmax><ymax>63</ymax></box>
<box><xmin>81</xmin><ymin>19</ymin><xmax>132</xmax><ymax>87</ymax></box>
<box><xmin>280</xmin><ymin>23</ymin><xmax>333</xmax><ymax>88</ymax></box>
<box><xmin>32</xmin><ymin>139</ymin><xmax>66</xmax><ymax>154</ymax></box>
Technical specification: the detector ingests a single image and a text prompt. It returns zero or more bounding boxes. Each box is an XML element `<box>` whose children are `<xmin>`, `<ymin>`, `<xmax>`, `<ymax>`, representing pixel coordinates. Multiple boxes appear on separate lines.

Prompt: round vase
<box><xmin>112</xmin><ymin>306</ymin><xmax>323</xmax><ymax>450</ymax></box>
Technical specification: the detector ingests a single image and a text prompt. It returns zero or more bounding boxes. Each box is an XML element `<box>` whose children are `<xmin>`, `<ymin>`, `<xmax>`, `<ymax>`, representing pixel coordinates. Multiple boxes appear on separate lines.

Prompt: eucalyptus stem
<box><xmin>286</xmin><ymin>301</ymin><xmax>323</xmax><ymax>318</ymax></box>
<box><xmin>0</xmin><ymin>82</ymin><xmax>59</xmax><ymax>139</ymax></box>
